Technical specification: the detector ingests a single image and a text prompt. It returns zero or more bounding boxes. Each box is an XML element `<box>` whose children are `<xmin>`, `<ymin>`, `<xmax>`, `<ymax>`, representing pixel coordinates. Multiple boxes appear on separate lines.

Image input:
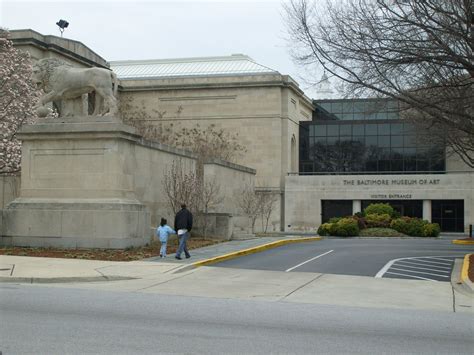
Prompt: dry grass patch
<box><xmin>0</xmin><ymin>237</ymin><xmax>222</xmax><ymax>261</ymax></box>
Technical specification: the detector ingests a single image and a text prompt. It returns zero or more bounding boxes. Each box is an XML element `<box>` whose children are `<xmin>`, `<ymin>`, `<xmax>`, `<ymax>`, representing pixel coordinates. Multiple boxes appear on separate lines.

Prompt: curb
<box><xmin>452</xmin><ymin>239</ymin><xmax>474</xmax><ymax>245</ymax></box>
<box><xmin>174</xmin><ymin>237</ymin><xmax>321</xmax><ymax>273</ymax></box>
<box><xmin>460</xmin><ymin>254</ymin><xmax>473</xmax><ymax>293</ymax></box>
<box><xmin>0</xmin><ymin>275</ymin><xmax>137</xmax><ymax>284</ymax></box>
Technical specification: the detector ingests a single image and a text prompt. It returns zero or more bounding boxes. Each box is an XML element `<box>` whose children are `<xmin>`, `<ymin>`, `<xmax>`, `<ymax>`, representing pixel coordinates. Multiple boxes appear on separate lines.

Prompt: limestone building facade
<box><xmin>9</xmin><ymin>29</ymin><xmax>313</xmax><ymax>233</ymax></box>
<box><xmin>8</xmin><ymin>29</ymin><xmax>473</xmax><ymax>237</ymax></box>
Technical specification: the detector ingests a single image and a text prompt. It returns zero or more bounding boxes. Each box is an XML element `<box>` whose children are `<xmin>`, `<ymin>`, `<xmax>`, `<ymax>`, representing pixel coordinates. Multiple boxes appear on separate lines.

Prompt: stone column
<box><xmin>2</xmin><ymin>116</ymin><xmax>149</xmax><ymax>248</ymax></box>
<box><xmin>423</xmin><ymin>200</ymin><xmax>432</xmax><ymax>222</ymax></box>
<box><xmin>353</xmin><ymin>200</ymin><xmax>362</xmax><ymax>215</ymax></box>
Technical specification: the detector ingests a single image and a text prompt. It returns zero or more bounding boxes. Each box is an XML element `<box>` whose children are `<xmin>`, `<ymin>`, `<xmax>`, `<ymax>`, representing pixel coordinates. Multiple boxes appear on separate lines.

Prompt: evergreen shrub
<box><xmin>352</xmin><ymin>215</ymin><xmax>367</xmax><ymax>229</ymax></box>
<box><xmin>389</xmin><ymin>217</ymin><xmax>439</xmax><ymax>237</ymax></box>
<box><xmin>333</xmin><ymin>218</ymin><xmax>359</xmax><ymax>236</ymax></box>
<box><xmin>317</xmin><ymin>223</ymin><xmax>332</xmax><ymax>236</ymax></box>
<box><xmin>363</xmin><ymin>203</ymin><xmax>394</xmax><ymax>216</ymax></box>
<box><xmin>421</xmin><ymin>223</ymin><xmax>441</xmax><ymax>238</ymax></box>
<box><xmin>365</xmin><ymin>213</ymin><xmax>392</xmax><ymax>228</ymax></box>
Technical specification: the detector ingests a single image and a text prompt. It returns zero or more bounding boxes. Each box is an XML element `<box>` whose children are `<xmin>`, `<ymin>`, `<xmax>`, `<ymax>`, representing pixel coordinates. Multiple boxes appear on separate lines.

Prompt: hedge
<box><xmin>390</xmin><ymin>217</ymin><xmax>440</xmax><ymax>237</ymax></box>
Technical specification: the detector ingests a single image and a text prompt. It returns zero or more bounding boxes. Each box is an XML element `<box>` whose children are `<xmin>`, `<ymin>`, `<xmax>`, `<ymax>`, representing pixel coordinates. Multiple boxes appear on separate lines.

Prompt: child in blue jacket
<box><xmin>156</xmin><ymin>218</ymin><xmax>175</xmax><ymax>257</ymax></box>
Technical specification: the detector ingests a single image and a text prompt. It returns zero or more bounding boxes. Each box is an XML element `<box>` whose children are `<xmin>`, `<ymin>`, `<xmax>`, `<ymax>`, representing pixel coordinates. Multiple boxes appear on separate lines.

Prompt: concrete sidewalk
<box><xmin>0</xmin><ymin>235</ymin><xmax>472</xmax><ymax>313</ymax></box>
<box><xmin>0</xmin><ymin>236</ymin><xmax>318</xmax><ymax>282</ymax></box>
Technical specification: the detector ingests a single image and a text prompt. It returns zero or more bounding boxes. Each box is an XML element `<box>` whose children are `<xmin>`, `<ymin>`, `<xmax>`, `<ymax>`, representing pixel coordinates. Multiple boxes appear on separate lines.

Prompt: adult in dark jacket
<box><xmin>174</xmin><ymin>204</ymin><xmax>193</xmax><ymax>260</ymax></box>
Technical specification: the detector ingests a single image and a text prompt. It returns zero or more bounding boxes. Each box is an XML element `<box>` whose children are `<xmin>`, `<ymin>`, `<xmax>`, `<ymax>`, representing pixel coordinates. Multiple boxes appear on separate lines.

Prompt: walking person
<box><xmin>174</xmin><ymin>203</ymin><xmax>193</xmax><ymax>260</ymax></box>
<box><xmin>156</xmin><ymin>218</ymin><xmax>175</xmax><ymax>258</ymax></box>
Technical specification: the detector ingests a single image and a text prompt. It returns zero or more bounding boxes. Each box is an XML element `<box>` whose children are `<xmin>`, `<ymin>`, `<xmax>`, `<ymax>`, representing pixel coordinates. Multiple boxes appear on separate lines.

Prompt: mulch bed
<box><xmin>0</xmin><ymin>238</ymin><xmax>222</xmax><ymax>261</ymax></box>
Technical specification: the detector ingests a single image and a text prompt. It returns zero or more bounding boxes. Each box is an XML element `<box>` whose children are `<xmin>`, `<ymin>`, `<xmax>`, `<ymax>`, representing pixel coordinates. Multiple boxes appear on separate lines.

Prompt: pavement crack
<box><xmin>10</xmin><ymin>264</ymin><xmax>15</xmax><ymax>276</ymax></box>
<box><xmin>136</xmin><ymin>272</ymin><xmax>194</xmax><ymax>291</ymax></box>
<box><xmin>451</xmin><ymin>286</ymin><xmax>456</xmax><ymax>313</ymax></box>
<box><xmin>93</xmin><ymin>268</ymin><xmax>110</xmax><ymax>281</ymax></box>
<box><xmin>280</xmin><ymin>273</ymin><xmax>325</xmax><ymax>301</ymax></box>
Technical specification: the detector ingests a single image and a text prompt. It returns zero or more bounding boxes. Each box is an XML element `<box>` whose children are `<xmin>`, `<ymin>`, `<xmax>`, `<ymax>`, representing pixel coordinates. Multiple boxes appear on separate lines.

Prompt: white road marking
<box><xmin>394</xmin><ymin>263</ymin><xmax>451</xmax><ymax>274</ymax></box>
<box><xmin>409</xmin><ymin>259</ymin><xmax>453</xmax><ymax>266</ymax></box>
<box><xmin>427</xmin><ymin>257</ymin><xmax>456</xmax><ymax>261</ymax></box>
<box><xmin>375</xmin><ymin>256</ymin><xmax>456</xmax><ymax>278</ymax></box>
<box><xmin>389</xmin><ymin>267</ymin><xmax>450</xmax><ymax>278</ymax></box>
<box><xmin>396</xmin><ymin>259</ymin><xmax>452</xmax><ymax>270</ymax></box>
<box><xmin>285</xmin><ymin>250</ymin><xmax>334</xmax><ymax>272</ymax></box>
<box><xmin>384</xmin><ymin>271</ymin><xmax>438</xmax><ymax>282</ymax></box>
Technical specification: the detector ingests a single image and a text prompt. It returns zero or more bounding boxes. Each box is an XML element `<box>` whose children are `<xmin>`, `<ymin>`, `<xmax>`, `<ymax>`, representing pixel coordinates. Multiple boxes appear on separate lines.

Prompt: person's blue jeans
<box><xmin>176</xmin><ymin>232</ymin><xmax>190</xmax><ymax>258</ymax></box>
<box><xmin>160</xmin><ymin>241</ymin><xmax>167</xmax><ymax>257</ymax></box>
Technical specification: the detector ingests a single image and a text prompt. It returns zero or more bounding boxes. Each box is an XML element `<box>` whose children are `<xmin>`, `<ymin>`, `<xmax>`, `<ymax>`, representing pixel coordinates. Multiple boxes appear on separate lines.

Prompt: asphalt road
<box><xmin>0</xmin><ymin>284</ymin><xmax>472</xmax><ymax>354</ymax></box>
<box><xmin>212</xmin><ymin>238</ymin><xmax>474</xmax><ymax>281</ymax></box>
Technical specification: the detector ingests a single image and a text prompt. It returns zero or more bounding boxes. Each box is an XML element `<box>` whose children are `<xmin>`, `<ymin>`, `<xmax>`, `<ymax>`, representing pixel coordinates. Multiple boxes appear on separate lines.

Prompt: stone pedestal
<box><xmin>2</xmin><ymin>116</ymin><xmax>150</xmax><ymax>248</ymax></box>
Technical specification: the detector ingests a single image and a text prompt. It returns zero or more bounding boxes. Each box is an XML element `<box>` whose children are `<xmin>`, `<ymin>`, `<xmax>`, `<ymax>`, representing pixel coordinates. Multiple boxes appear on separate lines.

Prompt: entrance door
<box><xmin>432</xmin><ymin>200</ymin><xmax>464</xmax><ymax>232</ymax></box>
<box><xmin>321</xmin><ymin>200</ymin><xmax>353</xmax><ymax>223</ymax></box>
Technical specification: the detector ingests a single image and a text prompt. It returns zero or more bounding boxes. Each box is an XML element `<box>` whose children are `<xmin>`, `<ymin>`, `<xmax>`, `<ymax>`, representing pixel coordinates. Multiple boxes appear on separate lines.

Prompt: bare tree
<box><xmin>163</xmin><ymin>159</ymin><xmax>201</xmax><ymax>215</ymax></box>
<box><xmin>285</xmin><ymin>0</ymin><xmax>474</xmax><ymax>167</ymax></box>
<box><xmin>163</xmin><ymin>159</ymin><xmax>224</xmax><ymax>237</ymax></box>
<box><xmin>257</xmin><ymin>190</ymin><xmax>278</xmax><ymax>233</ymax></box>
<box><xmin>236</xmin><ymin>185</ymin><xmax>261</xmax><ymax>233</ymax></box>
<box><xmin>199</xmin><ymin>175</ymin><xmax>224</xmax><ymax>237</ymax></box>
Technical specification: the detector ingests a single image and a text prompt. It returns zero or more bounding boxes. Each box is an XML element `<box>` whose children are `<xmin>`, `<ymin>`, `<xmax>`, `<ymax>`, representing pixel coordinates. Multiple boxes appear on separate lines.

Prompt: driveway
<box><xmin>211</xmin><ymin>237</ymin><xmax>474</xmax><ymax>281</ymax></box>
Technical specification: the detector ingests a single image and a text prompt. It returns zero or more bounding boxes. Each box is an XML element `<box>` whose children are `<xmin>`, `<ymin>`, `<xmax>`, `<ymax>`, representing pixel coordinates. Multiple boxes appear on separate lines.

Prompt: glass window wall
<box><xmin>300</xmin><ymin>98</ymin><xmax>446</xmax><ymax>174</ymax></box>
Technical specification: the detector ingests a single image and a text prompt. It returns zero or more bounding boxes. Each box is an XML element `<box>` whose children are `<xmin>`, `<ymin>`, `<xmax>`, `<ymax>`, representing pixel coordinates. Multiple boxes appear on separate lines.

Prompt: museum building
<box><xmin>9</xmin><ymin>29</ymin><xmax>474</xmax><ymax>235</ymax></box>
<box><xmin>285</xmin><ymin>97</ymin><xmax>473</xmax><ymax>233</ymax></box>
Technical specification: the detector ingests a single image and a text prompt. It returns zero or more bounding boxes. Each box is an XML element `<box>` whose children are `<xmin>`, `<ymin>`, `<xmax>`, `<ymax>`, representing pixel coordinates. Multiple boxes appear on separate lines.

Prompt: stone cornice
<box><xmin>17</xmin><ymin>117</ymin><xmax>200</xmax><ymax>161</ymax></box>
<box><xmin>119</xmin><ymin>75</ymin><xmax>314</xmax><ymax>109</ymax></box>
<box><xmin>10</xmin><ymin>29</ymin><xmax>109</xmax><ymax>68</ymax></box>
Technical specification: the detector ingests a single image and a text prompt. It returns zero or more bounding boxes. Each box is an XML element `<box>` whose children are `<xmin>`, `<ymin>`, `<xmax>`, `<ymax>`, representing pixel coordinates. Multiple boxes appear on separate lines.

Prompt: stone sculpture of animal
<box><xmin>32</xmin><ymin>58</ymin><xmax>119</xmax><ymax>117</ymax></box>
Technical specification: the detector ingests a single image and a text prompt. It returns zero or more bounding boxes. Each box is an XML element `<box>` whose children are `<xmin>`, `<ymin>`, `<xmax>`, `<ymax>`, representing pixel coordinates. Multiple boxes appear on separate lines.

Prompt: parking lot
<box><xmin>212</xmin><ymin>237</ymin><xmax>474</xmax><ymax>282</ymax></box>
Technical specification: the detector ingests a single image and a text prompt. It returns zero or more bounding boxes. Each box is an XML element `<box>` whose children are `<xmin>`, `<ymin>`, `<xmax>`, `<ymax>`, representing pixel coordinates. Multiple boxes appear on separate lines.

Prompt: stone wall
<box><xmin>1</xmin><ymin>118</ymin><xmax>255</xmax><ymax>247</ymax></box>
<box><xmin>131</xmin><ymin>140</ymin><xmax>197</xmax><ymax>232</ymax></box>
<box><xmin>0</xmin><ymin>174</ymin><xmax>20</xmax><ymax>238</ymax></box>
<box><xmin>119</xmin><ymin>74</ymin><xmax>313</xmax><ymax>231</ymax></box>
<box><xmin>0</xmin><ymin>175</ymin><xmax>20</xmax><ymax>209</ymax></box>
<box><xmin>120</xmin><ymin>83</ymin><xmax>283</xmax><ymax>188</ymax></box>
<box><xmin>446</xmin><ymin>147</ymin><xmax>473</xmax><ymax>172</ymax></box>
<box><xmin>203</xmin><ymin>159</ymin><xmax>255</xmax><ymax>215</ymax></box>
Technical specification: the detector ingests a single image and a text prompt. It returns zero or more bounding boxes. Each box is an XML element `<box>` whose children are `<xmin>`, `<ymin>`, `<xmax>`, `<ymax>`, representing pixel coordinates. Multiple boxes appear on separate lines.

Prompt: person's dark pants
<box><xmin>176</xmin><ymin>232</ymin><xmax>190</xmax><ymax>258</ymax></box>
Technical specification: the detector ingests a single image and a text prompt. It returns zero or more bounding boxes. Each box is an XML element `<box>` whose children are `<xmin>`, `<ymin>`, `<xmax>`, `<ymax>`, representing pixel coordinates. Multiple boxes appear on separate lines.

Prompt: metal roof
<box><xmin>110</xmin><ymin>54</ymin><xmax>279</xmax><ymax>80</ymax></box>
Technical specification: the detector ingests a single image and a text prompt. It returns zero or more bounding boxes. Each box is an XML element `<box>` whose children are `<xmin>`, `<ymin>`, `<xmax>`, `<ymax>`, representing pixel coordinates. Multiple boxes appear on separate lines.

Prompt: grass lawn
<box><xmin>0</xmin><ymin>237</ymin><xmax>222</xmax><ymax>261</ymax></box>
<box><xmin>359</xmin><ymin>228</ymin><xmax>408</xmax><ymax>237</ymax></box>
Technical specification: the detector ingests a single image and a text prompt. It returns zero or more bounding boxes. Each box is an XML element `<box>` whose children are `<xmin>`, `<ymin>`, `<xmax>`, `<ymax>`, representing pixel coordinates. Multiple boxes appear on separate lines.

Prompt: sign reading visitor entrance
<box><xmin>370</xmin><ymin>194</ymin><xmax>412</xmax><ymax>199</ymax></box>
<box><xmin>342</xmin><ymin>178</ymin><xmax>441</xmax><ymax>186</ymax></box>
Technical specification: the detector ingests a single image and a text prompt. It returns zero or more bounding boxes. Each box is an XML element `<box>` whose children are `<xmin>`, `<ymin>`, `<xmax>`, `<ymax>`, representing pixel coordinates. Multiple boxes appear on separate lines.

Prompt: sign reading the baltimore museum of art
<box><xmin>342</xmin><ymin>178</ymin><xmax>441</xmax><ymax>186</ymax></box>
<box><xmin>342</xmin><ymin>178</ymin><xmax>443</xmax><ymax>199</ymax></box>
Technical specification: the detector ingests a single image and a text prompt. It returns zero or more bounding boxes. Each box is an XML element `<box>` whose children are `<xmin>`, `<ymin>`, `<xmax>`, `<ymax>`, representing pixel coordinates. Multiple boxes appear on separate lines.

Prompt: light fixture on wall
<box><xmin>56</xmin><ymin>19</ymin><xmax>69</xmax><ymax>37</ymax></box>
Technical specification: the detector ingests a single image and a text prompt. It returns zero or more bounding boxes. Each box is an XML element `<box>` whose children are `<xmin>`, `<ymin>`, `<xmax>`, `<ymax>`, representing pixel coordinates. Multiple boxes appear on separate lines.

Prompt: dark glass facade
<box><xmin>321</xmin><ymin>200</ymin><xmax>353</xmax><ymax>223</ymax></box>
<box><xmin>432</xmin><ymin>200</ymin><xmax>464</xmax><ymax>232</ymax></box>
<box><xmin>300</xmin><ymin>98</ymin><xmax>445</xmax><ymax>174</ymax></box>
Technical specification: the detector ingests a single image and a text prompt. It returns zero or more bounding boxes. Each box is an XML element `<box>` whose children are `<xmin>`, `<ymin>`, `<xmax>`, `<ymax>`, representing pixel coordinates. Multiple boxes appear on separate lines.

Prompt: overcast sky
<box><xmin>0</xmin><ymin>0</ymin><xmax>324</xmax><ymax>98</ymax></box>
